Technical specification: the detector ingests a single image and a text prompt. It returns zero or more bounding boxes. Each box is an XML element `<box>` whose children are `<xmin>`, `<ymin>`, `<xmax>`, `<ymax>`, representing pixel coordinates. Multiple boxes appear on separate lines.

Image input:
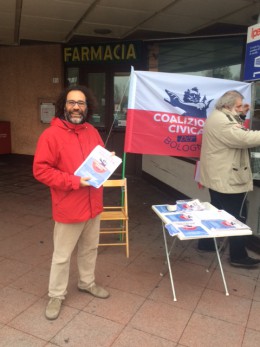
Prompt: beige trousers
<box><xmin>48</xmin><ymin>215</ymin><xmax>100</xmax><ymax>299</ymax></box>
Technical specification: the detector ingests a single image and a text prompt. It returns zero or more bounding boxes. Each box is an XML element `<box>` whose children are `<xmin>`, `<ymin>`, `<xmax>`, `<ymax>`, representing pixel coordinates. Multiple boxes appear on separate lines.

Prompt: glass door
<box><xmin>85</xmin><ymin>72</ymin><xmax>106</xmax><ymax>128</ymax></box>
<box><xmin>113</xmin><ymin>73</ymin><xmax>130</xmax><ymax>128</ymax></box>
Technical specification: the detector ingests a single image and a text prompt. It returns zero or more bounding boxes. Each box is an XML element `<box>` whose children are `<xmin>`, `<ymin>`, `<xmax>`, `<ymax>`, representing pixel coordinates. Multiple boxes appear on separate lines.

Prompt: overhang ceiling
<box><xmin>1</xmin><ymin>0</ymin><xmax>260</xmax><ymax>46</ymax></box>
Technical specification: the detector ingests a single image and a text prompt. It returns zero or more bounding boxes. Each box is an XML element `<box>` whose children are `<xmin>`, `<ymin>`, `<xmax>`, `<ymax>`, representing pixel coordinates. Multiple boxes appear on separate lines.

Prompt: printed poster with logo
<box><xmin>74</xmin><ymin>145</ymin><xmax>122</xmax><ymax>188</ymax></box>
<box><xmin>124</xmin><ymin>68</ymin><xmax>251</xmax><ymax>157</ymax></box>
<box><xmin>244</xmin><ymin>23</ymin><xmax>260</xmax><ymax>81</ymax></box>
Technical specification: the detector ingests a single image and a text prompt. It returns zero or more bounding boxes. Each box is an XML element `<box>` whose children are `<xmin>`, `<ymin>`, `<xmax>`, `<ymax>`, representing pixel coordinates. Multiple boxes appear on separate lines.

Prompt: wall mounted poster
<box><xmin>40</xmin><ymin>102</ymin><xmax>55</xmax><ymax>123</ymax></box>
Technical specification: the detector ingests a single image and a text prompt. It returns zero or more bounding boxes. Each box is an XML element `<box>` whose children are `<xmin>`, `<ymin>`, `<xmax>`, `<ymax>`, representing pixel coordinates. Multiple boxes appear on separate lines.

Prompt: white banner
<box><xmin>125</xmin><ymin>69</ymin><xmax>251</xmax><ymax>157</ymax></box>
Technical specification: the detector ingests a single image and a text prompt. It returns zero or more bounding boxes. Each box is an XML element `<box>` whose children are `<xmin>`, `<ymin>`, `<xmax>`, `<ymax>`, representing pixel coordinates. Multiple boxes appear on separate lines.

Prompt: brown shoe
<box><xmin>78</xmin><ymin>283</ymin><xmax>110</xmax><ymax>299</ymax></box>
<box><xmin>45</xmin><ymin>298</ymin><xmax>62</xmax><ymax>320</ymax></box>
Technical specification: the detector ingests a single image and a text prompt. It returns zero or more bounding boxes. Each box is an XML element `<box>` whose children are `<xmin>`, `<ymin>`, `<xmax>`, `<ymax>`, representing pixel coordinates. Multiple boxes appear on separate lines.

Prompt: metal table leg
<box><xmin>213</xmin><ymin>237</ymin><xmax>229</xmax><ymax>296</ymax></box>
<box><xmin>162</xmin><ymin>222</ymin><xmax>177</xmax><ymax>301</ymax></box>
<box><xmin>206</xmin><ymin>237</ymin><xmax>228</xmax><ymax>273</ymax></box>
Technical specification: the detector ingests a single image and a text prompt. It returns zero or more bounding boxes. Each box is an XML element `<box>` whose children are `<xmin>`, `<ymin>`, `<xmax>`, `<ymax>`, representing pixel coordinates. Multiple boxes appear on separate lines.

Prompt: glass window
<box><xmin>66</xmin><ymin>67</ymin><xmax>79</xmax><ymax>86</ymax></box>
<box><xmin>157</xmin><ymin>36</ymin><xmax>245</xmax><ymax>80</ymax></box>
<box><xmin>252</xmin><ymin>81</ymin><xmax>260</xmax><ymax>130</ymax></box>
<box><xmin>113</xmin><ymin>73</ymin><xmax>130</xmax><ymax>128</ymax></box>
<box><xmin>86</xmin><ymin>73</ymin><xmax>106</xmax><ymax>128</ymax></box>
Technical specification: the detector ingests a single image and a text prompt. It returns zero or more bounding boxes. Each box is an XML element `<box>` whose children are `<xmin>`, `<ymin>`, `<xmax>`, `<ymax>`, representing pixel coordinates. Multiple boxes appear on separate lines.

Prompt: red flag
<box><xmin>124</xmin><ymin>69</ymin><xmax>251</xmax><ymax>157</ymax></box>
<box><xmin>125</xmin><ymin>109</ymin><xmax>203</xmax><ymax>156</ymax></box>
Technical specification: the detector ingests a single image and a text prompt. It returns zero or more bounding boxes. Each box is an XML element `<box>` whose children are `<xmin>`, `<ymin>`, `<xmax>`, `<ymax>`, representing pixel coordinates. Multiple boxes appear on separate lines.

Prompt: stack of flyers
<box><xmin>153</xmin><ymin>205</ymin><xmax>171</xmax><ymax>213</ymax></box>
<box><xmin>193</xmin><ymin>209</ymin><xmax>250</xmax><ymax>231</ymax></box>
<box><xmin>201</xmin><ymin>217</ymin><xmax>249</xmax><ymax>231</ymax></box>
<box><xmin>165</xmin><ymin>221</ymin><xmax>210</xmax><ymax>239</ymax></box>
<box><xmin>164</xmin><ymin>212</ymin><xmax>194</xmax><ymax>223</ymax></box>
<box><xmin>176</xmin><ymin>222</ymin><xmax>210</xmax><ymax>239</ymax></box>
<box><xmin>165</xmin><ymin>223</ymin><xmax>180</xmax><ymax>236</ymax></box>
<box><xmin>176</xmin><ymin>199</ymin><xmax>205</xmax><ymax>211</ymax></box>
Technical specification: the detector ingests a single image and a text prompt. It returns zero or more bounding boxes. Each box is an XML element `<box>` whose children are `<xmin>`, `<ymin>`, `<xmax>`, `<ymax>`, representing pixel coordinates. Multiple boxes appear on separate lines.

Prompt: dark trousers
<box><xmin>198</xmin><ymin>189</ymin><xmax>248</xmax><ymax>261</ymax></box>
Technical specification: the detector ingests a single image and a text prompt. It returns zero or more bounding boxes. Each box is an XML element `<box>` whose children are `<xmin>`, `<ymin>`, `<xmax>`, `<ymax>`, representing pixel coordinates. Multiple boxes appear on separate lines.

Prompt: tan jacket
<box><xmin>199</xmin><ymin>108</ymin><xmax>260</xmax><ymax>194</ymax></box>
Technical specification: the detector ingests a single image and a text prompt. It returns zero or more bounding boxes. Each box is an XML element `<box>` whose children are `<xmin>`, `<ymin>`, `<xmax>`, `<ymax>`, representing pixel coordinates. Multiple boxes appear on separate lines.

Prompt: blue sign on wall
<box><xmin>244</xmin><ymin>24</ymin><xmax>260</xmax><ymax>81</ymax></box>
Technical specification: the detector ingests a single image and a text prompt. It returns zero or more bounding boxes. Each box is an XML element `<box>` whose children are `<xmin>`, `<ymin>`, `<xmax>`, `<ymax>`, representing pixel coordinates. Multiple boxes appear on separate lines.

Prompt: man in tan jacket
<box><xmin>199</xmin><ymin>90</ymin><xmax>260</xmax><ymax>267</ymax></box>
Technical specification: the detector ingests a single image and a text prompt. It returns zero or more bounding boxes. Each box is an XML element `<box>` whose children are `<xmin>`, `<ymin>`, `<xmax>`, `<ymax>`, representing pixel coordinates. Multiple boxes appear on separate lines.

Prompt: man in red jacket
<box><xmin>33</xmin><ymin>85</ymin><xmax>109</xmax><ymax>320</ymax></box>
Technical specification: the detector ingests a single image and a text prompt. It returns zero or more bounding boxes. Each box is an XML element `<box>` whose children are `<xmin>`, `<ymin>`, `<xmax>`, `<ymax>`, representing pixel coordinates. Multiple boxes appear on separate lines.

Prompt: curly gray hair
<box><xmin>215</xmin><ymin>90</ymin><xmax>244</xmax><ymax>111</ymax></box>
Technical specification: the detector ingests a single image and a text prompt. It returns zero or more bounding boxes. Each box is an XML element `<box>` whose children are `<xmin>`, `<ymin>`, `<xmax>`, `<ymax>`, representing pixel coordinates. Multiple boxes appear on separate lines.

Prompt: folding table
<box><xmin>152</xmin><ymin>203</ymin><xmax>252</xmax><ymax>301</ymax></box>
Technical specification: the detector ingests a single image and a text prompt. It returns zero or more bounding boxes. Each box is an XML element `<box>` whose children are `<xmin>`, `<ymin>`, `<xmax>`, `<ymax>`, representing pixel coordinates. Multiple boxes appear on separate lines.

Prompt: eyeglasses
<box><xmin>66</xmin><ymin>100</ymin><xmax>87</xmax><ymax>107</ymax></box>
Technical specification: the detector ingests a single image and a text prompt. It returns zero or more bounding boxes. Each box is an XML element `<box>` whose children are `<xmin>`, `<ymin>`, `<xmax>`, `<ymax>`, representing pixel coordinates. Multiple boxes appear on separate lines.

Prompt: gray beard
<box><xmin>64</xmin><ymin>111</ymin><xmax>87</xmax><ymax>124</ymax></box>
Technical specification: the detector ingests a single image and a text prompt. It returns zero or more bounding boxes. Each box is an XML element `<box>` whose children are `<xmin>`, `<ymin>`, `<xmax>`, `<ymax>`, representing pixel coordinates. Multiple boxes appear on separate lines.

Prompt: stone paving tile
<box><xmin>50</xmin><ymin>311</ymin><xmax>124</xmax><ymax>347</ymax></box>
<box><xmin>94</xmin><ymin>255</ymin><xmax>127</xmax><ymax>286</ymax></box>
<box><xmin>129</xmin><ymin>299</ymin><xmax>192</xmax><ymax>343</ymax></box>
<box><xmin>247</xmin><ymin>300</ymin><xmax>260</xmax><ymax>331</ymax></box>
<box><xmin>195</xmin><ymin>288</ymin><xmax>252</xmax><ymax>326</ymax></box>
<box><xmin>253</xmin><ymin>278</ymin><xmax>260</xmax><ymax>302</ymax></box>
<box><xmin>167</xmin><ymin>260</ymin><xmax>213</xmax><ymax>288</ymax></box>
<box><xmin>148</xmin><ymin>276</ymin><xmax>204</xmax><ymax>311</ymax></box>
<box><xmin>0</xmin><ymin>286</ymin><xmax>39</xmax><ymax>324</ymax></box>
<box><xmin>7</xmin><ymin>242</ymin><xmax>53</xmax><ymax>266</ymax></box>
<box><xmin>222</xmin><ymin>258</ymin><xmax>260</xmax><ymax>278</ymax></box>
<box><xmin>109</xmin><ymin>265</ymin><xmax>162</xmax><ymax>297</ymax></box>
<box><xmin>10</xmin><ymin>267</ymin><xmax>50</xmax><ymax>297</ymax></box>
<box><xmin>63</xmin><ymin>275</ymin><xmax>96</xmax><ymax>310</ymax></box>
<box><xmin>97</xmin><ymin>247</ymin><xmax>136</xmax><ymax>266</ymax></box>
<box><xmin>207</xmin><ymin>269</ymin><xmax>257</xmax><ymax>299</ymax></box>
<box><xmin>9</xmin><ymin>298</ymin><xmax>79</xmax><ymax>341</ymax></box>
<box><xmin>0</xmin><ymin>233</ymin><xmax>37</xmax><ymax>258</ymax></box>
<box><xmin>243</xmin><ymin>328</ymin><xmax>260</xmax><ymax>347</ymax></box>
<box><xmin>84</xmin><ymin>287</ymin><xmax>145</xmax><ymax>324</ymax></box>
<box><xmin>112</xmin><ymin>326</ymin><xmax>177</xmax><ymax>347</ymax></box>
<box><xmin>126</xmin><ymin>251</ymin><xmax>169</xmax><ymax>275</ymax></box>
<box><xmin>0</xmin><ymin>259</ymin><xmax>32</xmax><ymax>286</ymax></box>
<box><xmin>0</xmin><ymin>221</ymin><xmax>28</xmax><ymax>240</ymax></box>
<box><xmin>180</xmin><ymin>312</ymin><xmax>245</xmax><ymax>347</ymax></box>
<box><xmin>0</xmin><ymin>326</ymin><xmax>46</xmax><ymax>347</ymax></box>
<box><xmin>178</xmin><ymin>241</ymin><xmax>218</xmax><ymax>267</ymax></box>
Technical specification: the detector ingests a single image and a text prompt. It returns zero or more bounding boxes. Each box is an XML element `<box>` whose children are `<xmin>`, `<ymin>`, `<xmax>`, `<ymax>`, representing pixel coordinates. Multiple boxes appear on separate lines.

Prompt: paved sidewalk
<box><xmin>0</xmin><ymin>154</ymin><xmax>260</xmax><ymax>347</ymax></box>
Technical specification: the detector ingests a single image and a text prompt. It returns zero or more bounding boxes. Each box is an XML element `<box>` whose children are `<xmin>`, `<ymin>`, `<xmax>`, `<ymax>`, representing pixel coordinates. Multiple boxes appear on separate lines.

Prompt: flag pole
<box><xmin>122</xmin><ymin>152</ymin><xmax>126</xmax><ymax>178</ymax></box>
<box><xmin>104</xmin><ymin>77</ymin><xmax>130</xmax><ymax>241</ymax></box>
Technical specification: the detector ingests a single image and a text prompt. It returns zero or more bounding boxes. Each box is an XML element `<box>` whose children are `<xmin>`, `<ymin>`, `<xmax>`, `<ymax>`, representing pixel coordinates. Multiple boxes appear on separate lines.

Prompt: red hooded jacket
<box><xmin>33</xmin><ymin>117</ymin><xmax>104</xmax><ymax>223</ymax></box>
